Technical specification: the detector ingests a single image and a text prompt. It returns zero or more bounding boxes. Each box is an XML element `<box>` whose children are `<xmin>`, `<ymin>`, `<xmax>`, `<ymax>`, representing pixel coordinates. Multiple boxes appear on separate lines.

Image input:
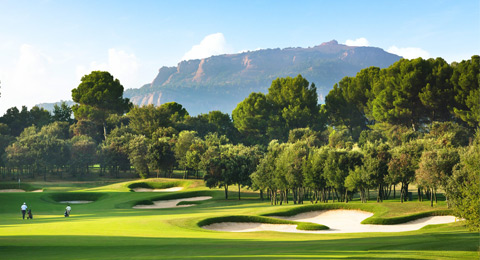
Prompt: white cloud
<box><xmin>76</xmin><ymin>48</ymin><xmax>139</xmax><ymax>89</ymax></box>
<box><xmin>387</xmin><ymin>46</ymin><xmax>430</xmax><ymax>59</ymax></box>
<box><xmin>0</xmin><ymin>44</ymin><xmax>75</xmax><ymax>114</ymax></box>
<box><xmin>345</xmin><ymin>37</ymin><xmax>370</xmax><ymax>46</ymax></box>
<box><xmin>181</xmin><ymin>33</ymin><xmax>232</xmax><ymax>61</ymax></box>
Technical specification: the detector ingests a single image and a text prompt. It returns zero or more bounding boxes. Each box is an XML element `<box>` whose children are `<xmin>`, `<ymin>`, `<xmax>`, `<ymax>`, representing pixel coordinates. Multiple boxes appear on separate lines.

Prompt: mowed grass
<box><xmin>0</xmin><ymin>179</ymin><xmax>478</xmax><ymax>260</ymax></box>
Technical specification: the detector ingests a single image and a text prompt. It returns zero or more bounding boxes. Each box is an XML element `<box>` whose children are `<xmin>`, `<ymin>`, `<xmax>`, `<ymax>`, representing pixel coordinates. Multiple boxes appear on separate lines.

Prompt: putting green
<box><xmin>0</xmin><ymin>179</ymin><xmax>477</xmax><ymax>260</ymax></box>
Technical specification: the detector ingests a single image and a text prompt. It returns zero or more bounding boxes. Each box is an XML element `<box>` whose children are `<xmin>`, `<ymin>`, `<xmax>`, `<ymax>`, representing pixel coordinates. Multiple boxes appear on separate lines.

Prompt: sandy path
<box><xmin>133</xmin><ymin>196</ymin><xmax>212</xmax><ymax>209</ymax></box>
<box><xmin>203</xmin><ymin>209</ymin><xmax>457</xmax><ymax>233</ymax></box>
<box><xmin>0</xmin><ymin>189</ymin><xmax>25</xmax><ymax>192</ymax></box>
<box><xmin>132</xmin><ymin>187</ymin><xmax>184</xmax><ymax>192</ymax></box>
<box><xmin>59</xmin><ymin>201</ymin><xmax>93</xmax><ymax>204</ymax></box>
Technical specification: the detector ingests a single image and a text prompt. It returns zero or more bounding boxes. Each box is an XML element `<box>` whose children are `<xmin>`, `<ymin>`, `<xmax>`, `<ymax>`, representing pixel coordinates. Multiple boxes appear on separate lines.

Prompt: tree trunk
<box><xmin>224</xmin><ymin>185</ymin><xmax>228</xmax><ymax>200</ymax></box>
<box><xmin>430</xmin><ymin>187</ymin><xmax>434</xmax><ymax>207</ymax></box>
<box><xmin>238</xmin><ymin>184</ymin><xmax>241</xmax><ymax>200</ymax></box>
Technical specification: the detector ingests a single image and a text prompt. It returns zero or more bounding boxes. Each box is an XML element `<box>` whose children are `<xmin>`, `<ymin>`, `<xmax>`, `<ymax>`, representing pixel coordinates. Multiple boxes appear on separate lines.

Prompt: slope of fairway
<box><xmin>0</xmin><ymin>180</ymin><xmax>477</xmax><ymax>260</ymax></box>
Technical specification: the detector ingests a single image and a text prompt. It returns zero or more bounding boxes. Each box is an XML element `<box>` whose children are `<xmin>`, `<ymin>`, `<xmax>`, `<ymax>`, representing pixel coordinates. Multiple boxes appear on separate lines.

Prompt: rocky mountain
<box><xmin>124</xmin><ymin>40</ymin><xmax>401</xmax><ymax>115</ymax></box>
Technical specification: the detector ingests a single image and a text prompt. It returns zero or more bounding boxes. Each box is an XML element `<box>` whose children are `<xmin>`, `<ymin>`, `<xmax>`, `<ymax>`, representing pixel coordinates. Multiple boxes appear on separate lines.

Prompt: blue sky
<box><xmin>0</xmin><ymin>0</ymin><xmax>478</xmax><ymax>114</ymax></box>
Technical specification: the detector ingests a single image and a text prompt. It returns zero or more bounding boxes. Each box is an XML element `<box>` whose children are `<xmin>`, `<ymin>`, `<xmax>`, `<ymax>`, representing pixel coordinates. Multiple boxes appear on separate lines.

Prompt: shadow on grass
<box><xmin>0</xmin><ymin>231</ymin><xmax>477</xmax><ymax>260</ymax></box>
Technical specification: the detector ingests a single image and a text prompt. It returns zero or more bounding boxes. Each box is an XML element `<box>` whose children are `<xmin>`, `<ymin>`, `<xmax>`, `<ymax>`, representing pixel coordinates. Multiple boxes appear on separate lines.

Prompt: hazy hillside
<box><xmin>123</xmin><ymin>40</ymin><xmax>401</xmax><ymax>115</ymax></box>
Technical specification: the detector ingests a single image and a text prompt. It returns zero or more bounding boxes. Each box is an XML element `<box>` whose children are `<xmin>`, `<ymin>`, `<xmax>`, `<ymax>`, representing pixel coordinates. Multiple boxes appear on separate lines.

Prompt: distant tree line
<box><xmin>0</xmin><ymin>56</ymin><xmax>478</xmax><ymax>230</ymax></box>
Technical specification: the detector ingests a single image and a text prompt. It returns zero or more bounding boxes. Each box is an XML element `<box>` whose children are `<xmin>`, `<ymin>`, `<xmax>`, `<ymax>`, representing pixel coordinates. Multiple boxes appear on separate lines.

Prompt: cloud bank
<box><xmin>181</xmin><ymin>33</ymin><xmax>232</xmax><ymax>61</ymax></box>
<box><xmin>76</xmin><ymin>48</ymin><xmax>139</xmax><ymax>89</ymax></box>
<box><xmin>387</xmin><ymin>46</ymin><xmax>430</xmax><ymax>59</ymax></box>
<box><xmin>345</xmin><ymin>37</ymin><xmax>370</xmax><ymax>46</ymax></box>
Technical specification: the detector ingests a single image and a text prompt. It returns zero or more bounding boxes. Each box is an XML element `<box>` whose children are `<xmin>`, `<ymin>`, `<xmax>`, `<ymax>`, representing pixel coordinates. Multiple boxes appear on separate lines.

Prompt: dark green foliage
<box><xmin>72</xmin><ymin>71</ymin><xmax>132</xmax><ymax>139</ymax></box>
<box><xmin>451</xmin><ymin>55</ymin><xmax>480</xmax><ymax>127</ymax></box>
<box><xmin>446</xmin><ymin>132</ymin><xmax>480</xmax><ymax>231</ymax></box>
<box><xmin>0</xmin><ymin>106</ymin><xmax>52</xmax><ymax>136</ymax></box>
<box><xmin>52</xmin><ymin>101</ymin><xmax>74</xmax><ymax>124</ymax></box>
<box><xmin>127</xmin><ymin>181</ymin><xmax>181</xmax><ymax>190</ymax></box>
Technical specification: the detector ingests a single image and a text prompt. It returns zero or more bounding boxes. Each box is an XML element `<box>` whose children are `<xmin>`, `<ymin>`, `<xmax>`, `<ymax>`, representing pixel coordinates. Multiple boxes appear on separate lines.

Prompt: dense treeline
<box><xmin>0</xmin><ymin>57</ymin><xmax>478</xmax><ymax>230</ymax></box>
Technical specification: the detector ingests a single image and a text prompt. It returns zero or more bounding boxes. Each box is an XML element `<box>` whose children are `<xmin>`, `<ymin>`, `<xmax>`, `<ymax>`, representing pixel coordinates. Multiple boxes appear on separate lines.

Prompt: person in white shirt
<box><xmin>65</xmin><ymin>205</ymin><xmax>71</xmax><ymax>217</ymax></box>
<box><xmin>21</xmin><ymin>202</ymin><xmax>27</xmax><ymax>219</ymax></box>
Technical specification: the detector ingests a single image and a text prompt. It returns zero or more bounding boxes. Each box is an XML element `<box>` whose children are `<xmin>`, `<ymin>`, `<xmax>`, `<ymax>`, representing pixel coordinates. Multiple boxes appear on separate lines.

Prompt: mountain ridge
<box><xmin>123</xmin><ymin>40</ymin><xmax>401</xmax><ymax>115</ymax></box>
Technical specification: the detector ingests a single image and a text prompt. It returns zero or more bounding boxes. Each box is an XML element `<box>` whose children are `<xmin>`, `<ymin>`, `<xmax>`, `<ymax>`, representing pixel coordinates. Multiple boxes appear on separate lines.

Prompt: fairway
<box><xmin>0</xmin><ymin>179</ymin><xmax>478</xmax><ymax>260</ymax></box>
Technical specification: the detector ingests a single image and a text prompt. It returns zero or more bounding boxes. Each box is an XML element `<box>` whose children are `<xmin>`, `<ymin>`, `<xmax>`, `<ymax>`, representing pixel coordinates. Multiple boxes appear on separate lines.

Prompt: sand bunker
<box><xmin>133</xmin><ymin>196</ymin><xmax>212</xmax><ymax>209</ymax></box>
<box><xmin>32</xmin><ymin>189</ymin><xmax>43</xmax><ymax>192</ymax></box>
<box><xmin>132</xmin><ymin>187</ymin><xmax>184</xmax><ymax>192</ymax></box>
<box><xmin>0</xmin><ymin>189</ymin><xmax>25</xmax><ymax>192</ymax></box>
<box><xmin>59</xmin><ymin>201</ymin><xmax>93</xmax><ymax>204</ymax></box>
<box><xmin>203</xmin><ymin>209</ymin><xmax>457</xmax><ymax>233</ymax></box>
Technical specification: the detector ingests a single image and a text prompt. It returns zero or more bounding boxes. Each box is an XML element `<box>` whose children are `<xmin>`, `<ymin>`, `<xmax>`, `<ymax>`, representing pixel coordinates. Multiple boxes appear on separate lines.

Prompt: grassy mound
<box><xmin>128</xmin><ymin>181</ymin><xmax>184</xmax><ymax>191</ymax></box>
<box><xmin>361</xmin><ymin>209</ymin><xmax>453</xmax><ymax>225</ymax></box>
<box><xmin>261</xmin><ymin>203</ymin><xmax>453</xmax><ymax>225</ymax></box>
<box><xmin>131</xmin><ymin>190</ymin><xmax>214</xmax><ymax>207</ymax></box>
<box><xmin>0</xmin><ymin>182</ymin><xmax>38</xmax><ymax>191</ymax></box>
<box><xmin>46</xmin><ymin>192</ymin><xmax>105</xmax><ymax>203</ymax></box>
<box><xmin>198</xmin><ymin>215</ymin><xmax>329</xmax><ymax>231</ymax></box>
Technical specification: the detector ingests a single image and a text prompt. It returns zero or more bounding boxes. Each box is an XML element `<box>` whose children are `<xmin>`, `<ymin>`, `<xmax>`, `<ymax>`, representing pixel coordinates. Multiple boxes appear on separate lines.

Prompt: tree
<box><xmin>416</xmin><ymin>148</ymin><xmax>460</xmax><ymax>207</ymax></box>
<box><xmin>303</xmin><ymin>147</ymin><xmax>329</xmax><ymax>203</ymax></box>
<box><xmin>446</xmin><ymin>132</ymin><xmax>480</xmax><ymax>231</ymax></box>
<box><xmin>128</xmin><ymin>105</ymin><xmax>171</xmax><ymax>138</ymax></box>
<box><xmin>161</xmin><ymin>102</ymin><xmax>189</xmax><ymax>123</ymax></box>
<box><xmin>148</xmin><ymin>138</ymin><xmax>175</xmax><ymax>178</ymax></box>
<box><xmin>451</xmin><ymin>55</ymin><xmax>479</xmax><ymax>127</ymax></box>
<box><xmin>99</xmin><ymin>127</ymin><xmax>133</xmax><ymax>178</ymax></box>
<box><xmin>251</xmin><ymin>140</ymin><xmax>284</xmax><ymax>204</ymax></box>
<box><xmin>388</xmin><ymin>141</ymin><xmax>423</xmax><ymax>203</ymax></box>
<box><xmin>175</xmin><ymin>130</ymin><xmax>198</xmax><ymax>178</ymax></box>
<box><xmin>232</xmin><ymin>92</ymin><xmax>271</xmax><ymax>145</ymax></box>
<box><xmin>203</xmin><ymin>144</ymin><xmax>232</xmax><ymax>199</ymax></box>
<box><xmin>266</xmin><ymin>75</ymin><xmax>323</xmax><ymax>140</ymax></box>
<box><xmin>362</xmin><ymin>142</ymin><xmax>391</xmax><ymax>202</ymax></box>
<box><xmin>53</xmin><ymin>102</ymin><xmax>74</xmax><ymax>124</ymax></box>
<box><xmin>70</xmin><ymin>135</ymin><xmax>96</xmax><ymax>177</ymax></box>
<box><xmin>128</xmin><ymin>135</ymin><xmax>150</xmax><ymax>178</ymax></box>
<box><xmin>72</xmin><ymin>71</ymin><xmax>131</xmax><ymax>140</ymax></box>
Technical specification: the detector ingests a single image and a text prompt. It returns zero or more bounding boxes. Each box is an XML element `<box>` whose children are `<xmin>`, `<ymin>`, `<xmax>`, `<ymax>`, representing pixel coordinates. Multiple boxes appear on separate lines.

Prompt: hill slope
<box><xmin>124</xmin><ymin>40</ymin><xmax>401</xmax><ymax>115</ymax></box>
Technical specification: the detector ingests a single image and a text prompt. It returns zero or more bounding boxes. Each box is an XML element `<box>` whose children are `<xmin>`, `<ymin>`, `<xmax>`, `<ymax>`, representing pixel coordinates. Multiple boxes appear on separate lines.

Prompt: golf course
<box><xmin>0</xmin><ymin>179</ymin><xmax>478</xmax><ymax>259</ymax></box>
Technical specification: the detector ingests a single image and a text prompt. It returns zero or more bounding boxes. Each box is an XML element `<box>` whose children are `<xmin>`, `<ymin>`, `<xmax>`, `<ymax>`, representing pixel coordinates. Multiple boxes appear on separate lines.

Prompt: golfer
<box><xmin>21</xmin><ymin>202</ymin><xmax>27</xmax><ymax>219</ymax></box>
<box><xmin>66</xmin><ymin>205</ymin><xmax>71</xmax><ymax>216</ymax></box>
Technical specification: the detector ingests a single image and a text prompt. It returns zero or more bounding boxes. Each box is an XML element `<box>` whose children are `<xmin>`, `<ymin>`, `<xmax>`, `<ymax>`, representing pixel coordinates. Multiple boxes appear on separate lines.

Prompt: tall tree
<box><xmin>451</xmin><ymin>55</ymin><xmax>480</xmax><ymax>127</ymax></box>
<box><xmin>72</xmin><ymin>71</ymin><xmax>131</xmax><ymax>140</ymax></box>
<box><xmin>52</xmin><ymin>101</ymin><xmax>74</xmax><ymax>124</ymax></box>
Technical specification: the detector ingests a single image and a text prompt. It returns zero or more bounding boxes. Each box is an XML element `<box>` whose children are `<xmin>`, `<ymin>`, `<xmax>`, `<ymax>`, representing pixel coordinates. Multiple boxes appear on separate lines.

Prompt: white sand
<box><xmin>133</xmin><ymin>196</ymin><xmax>212</xmax><ymax>209</ymax></box>
<box><xmin>132</xmin><ymin>187</ymin><xmax>184</xmax><ymax>192</ymax></box>
<box><xmin>31</xmin><ymin>189</ymin><xmax>43</xmax><ymax>192</ymax></box>
<box><xmin>0</xmin><ymin>189</ymin><xmax>25</xmax><ymax>192</ymax></box>
<box><xmin>203</xmin><ymin>209</ymin><xmax>457</xmax><ymax>233</ymax></box>
<box><xmin>59</xmin><ymin>201</ymin><xmax>93</xmax><ymax>204</ymax></box>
